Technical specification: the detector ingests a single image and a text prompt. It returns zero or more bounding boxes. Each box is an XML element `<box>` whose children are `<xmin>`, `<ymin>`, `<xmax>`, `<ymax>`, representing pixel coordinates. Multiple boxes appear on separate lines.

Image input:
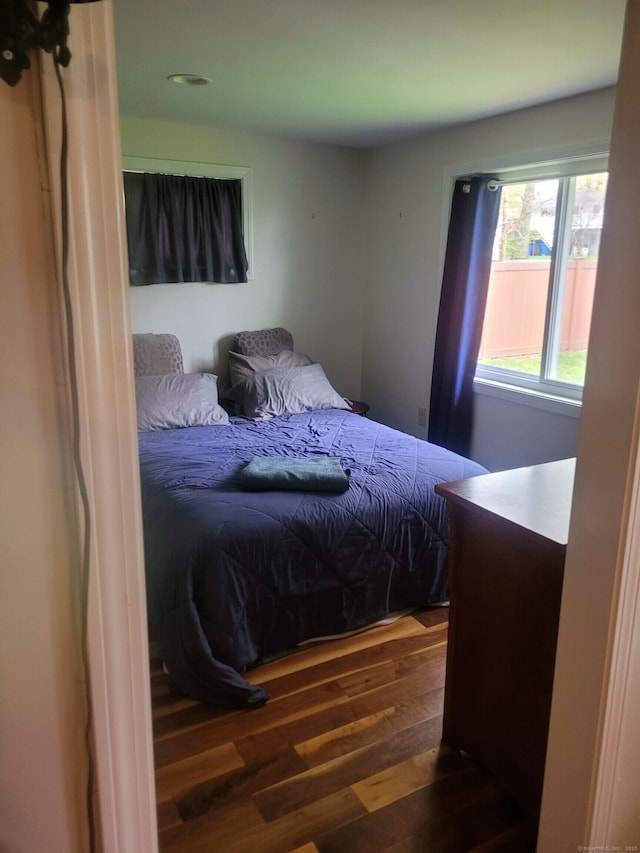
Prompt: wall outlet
<box><xmin>417</xmin><ymin>407</ymin><xmax>427</xmax><ymax>427</ymax></box>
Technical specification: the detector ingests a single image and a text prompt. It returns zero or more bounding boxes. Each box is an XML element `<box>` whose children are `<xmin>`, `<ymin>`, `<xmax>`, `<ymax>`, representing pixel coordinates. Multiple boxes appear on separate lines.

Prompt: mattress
<box><xmin>138</xmin><ymin>408</ymin><xmax>487</xmax><ymax>707</ymax></box>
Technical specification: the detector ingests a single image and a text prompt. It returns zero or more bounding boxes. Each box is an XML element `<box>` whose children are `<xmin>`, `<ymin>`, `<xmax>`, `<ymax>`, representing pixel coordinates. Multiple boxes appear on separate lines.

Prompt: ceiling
<box><xmin>112</xmin><ymin>0</ymin><xmax>627</xmax><ymax>149</ymax></box>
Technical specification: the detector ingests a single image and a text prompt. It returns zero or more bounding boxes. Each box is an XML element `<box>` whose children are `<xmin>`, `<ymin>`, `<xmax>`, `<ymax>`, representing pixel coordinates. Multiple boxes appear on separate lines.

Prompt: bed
<box><xmin>134</xmin><ymin>329</ymin><xmax>487</xmax><ymax>708</ymax></box>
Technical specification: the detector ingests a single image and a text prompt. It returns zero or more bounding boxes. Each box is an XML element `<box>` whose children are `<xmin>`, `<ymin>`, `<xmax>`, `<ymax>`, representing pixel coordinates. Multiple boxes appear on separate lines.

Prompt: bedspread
<box><xmin>138</xmin><ymin>409</ymin><xmax>487</xmax><ymax>707</ymax></box>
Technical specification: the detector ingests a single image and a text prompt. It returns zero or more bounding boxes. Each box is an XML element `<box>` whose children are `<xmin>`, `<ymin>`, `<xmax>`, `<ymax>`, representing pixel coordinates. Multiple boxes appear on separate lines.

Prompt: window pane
<box><xmin>548</xmin><ymin>172</ymin><xmax>608</xmax><ymax>385</ymax></box>
<box><xmin>478</xmin><ymin>180</ymin><xmax>559</xmax><ymax>377</ymax></box>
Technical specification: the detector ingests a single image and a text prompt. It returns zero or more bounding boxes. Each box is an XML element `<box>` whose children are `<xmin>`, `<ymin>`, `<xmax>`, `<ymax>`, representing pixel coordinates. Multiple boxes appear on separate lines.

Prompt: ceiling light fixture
<box><xmin>167</xmin><ymin>73</ymin><xmax>211</xmax><ymax>86</ymax></box>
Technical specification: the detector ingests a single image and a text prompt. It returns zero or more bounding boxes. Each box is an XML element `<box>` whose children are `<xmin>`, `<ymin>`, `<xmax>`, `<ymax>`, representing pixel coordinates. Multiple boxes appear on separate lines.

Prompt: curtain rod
<box><xmin>122</xmin><ymin>169</ymin><xmax>242</xmax><ymax>181</ymax></box>
<box><xmin>122</xmin><ymin>169</ymin><xmax>238</xmax><ymax>180</ymax></box>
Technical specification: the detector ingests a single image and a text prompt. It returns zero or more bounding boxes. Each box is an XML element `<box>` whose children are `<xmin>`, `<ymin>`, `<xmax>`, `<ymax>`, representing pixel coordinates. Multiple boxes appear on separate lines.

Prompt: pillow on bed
<box><xmin>228</xmin><ymin>363</ymin><xmax>350</xmax><ymax>420</ymax></box>
<box><xmin>233</xmin><ymin>327</ymin><xmax>294</xmax><ymax>357</ymax></box>
<box><xmin>136</xmin><ymin>373</ymin><xmax>229</xmax><ymax>431</ymax></box>
<box><xmin>132</xmin><ymin>332</ymin><xmax>184</xmax><ymax>377</ymax></box>
<box><xmin>228</xmin><ymin>348</ymin><xmax>313</xmax><ymax>387</ymax></box>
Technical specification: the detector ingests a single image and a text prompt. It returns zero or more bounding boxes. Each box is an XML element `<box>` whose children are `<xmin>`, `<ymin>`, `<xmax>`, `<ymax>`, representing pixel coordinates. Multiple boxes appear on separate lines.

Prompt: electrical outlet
<box><xmin>417</xmin><ymin>407</ymin><xmax>427</xmax><ymax>427</ymax></box>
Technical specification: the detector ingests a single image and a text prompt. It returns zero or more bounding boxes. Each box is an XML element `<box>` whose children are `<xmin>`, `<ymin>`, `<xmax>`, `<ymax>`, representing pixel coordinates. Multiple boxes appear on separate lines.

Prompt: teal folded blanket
<box><xmin>238</xmin><ymin>455</ymin><xmax>350</xmax><ymax>493</ymax></box>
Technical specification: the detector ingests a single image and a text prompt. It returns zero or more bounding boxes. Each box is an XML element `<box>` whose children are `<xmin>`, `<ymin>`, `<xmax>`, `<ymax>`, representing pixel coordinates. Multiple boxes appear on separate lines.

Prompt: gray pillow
<box><xmin>132</xmin><ymin>332</ymin><xmax>184</xmax><ymax>377</ymax></box>
<box><xmin>136</xmin><ymin>373</ymin><xmax>229</xmax><ymax>431</ymax></box>
<box><xmin>233</xmin><ymin>327</ymin><xmax>294</xmax><ymax>356</ymax></box>
<box><xmin>228</xmin><ymin>349</ymin><xmax>313</xmax><ymax>387</ymax></box>
<box><xmin>228</xmin><ymin>363</ymin><xmax>350</xmax><ymax>420</ymax></box>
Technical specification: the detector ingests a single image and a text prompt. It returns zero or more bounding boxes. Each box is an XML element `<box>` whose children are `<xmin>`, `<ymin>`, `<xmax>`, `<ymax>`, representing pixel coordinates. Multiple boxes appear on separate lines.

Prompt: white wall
<box><xmin>470</xmin><ymin>393</ymin><xmax>581</xmax><ymax>472</ymax></box>
<box><xmin>363</xmin><ymin>87</ymin><xmax>615</xmax><ymax>467</ymax></box>
<box><xmin>122</xmin><ymin>117</ymin><xmax>366</xmax><ymax>400</ymax></box>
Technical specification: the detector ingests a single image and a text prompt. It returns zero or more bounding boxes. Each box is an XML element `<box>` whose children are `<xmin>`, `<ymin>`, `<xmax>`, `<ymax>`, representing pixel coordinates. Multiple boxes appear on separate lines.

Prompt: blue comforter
<box><xmin>138</xmin><ymin>409</ymin><xmax>486</xmax><ymax>707</ymax></box>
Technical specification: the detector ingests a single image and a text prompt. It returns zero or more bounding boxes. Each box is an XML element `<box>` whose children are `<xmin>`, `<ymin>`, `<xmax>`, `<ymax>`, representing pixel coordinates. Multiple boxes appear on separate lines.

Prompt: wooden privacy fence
<box><xmin>478</xmin><ymin>259</ymin><xmax>597</xmax><ymax>359</ymax></box>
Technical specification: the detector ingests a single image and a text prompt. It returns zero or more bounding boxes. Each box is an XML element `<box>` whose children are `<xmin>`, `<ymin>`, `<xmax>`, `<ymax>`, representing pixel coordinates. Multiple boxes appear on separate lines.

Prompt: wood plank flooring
<box><xmin>151</xmin><ymin>608</ymin><xmax>537</xmax><ymax>852</ymax></box>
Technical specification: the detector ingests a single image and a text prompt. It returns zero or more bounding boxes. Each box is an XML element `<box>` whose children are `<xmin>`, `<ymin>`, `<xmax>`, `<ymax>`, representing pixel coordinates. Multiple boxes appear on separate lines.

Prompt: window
<box><xmin>123</xmin><ymin>171</ymin><xmax>249</xmax><ymax>285</ymax></box>
<box><xmin>122</xmin><ymin>156</ymin><xmax>254</xmax><ymax>281</ymax></box>
<box><xmin>475</xmin><ymin>166</ymin><xmax>608</xmax><ymax>403</ymax></box>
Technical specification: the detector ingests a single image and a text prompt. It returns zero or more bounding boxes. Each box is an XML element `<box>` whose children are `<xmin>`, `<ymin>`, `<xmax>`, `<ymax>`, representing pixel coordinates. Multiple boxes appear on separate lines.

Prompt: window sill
<box><xmin>473</xmin><ymin>377</ymin><xmax>582</xmax><ymax>419</ymax></box>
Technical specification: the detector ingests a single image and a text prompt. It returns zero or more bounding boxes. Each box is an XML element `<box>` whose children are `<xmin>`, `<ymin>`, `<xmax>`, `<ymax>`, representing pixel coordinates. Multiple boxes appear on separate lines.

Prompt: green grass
<box><xmin>481</xmin><ymin>349</ymin><xmax>587</xmax><ymax>384</ymax></box>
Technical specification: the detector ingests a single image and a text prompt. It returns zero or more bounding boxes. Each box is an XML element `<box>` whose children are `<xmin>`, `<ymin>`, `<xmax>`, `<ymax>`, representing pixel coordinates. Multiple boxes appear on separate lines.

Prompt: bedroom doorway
<box><xmin>48</xmin><ymin>2</ymin><xmax>640</xmax><ymax>850</ymax></box>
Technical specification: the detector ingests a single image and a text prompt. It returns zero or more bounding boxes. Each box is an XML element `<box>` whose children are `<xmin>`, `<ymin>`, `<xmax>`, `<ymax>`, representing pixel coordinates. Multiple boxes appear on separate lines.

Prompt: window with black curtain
<box><xmin>123</xmin><ymin>171</ymin><xmax>248</xmax><ymax>285</ymax></box>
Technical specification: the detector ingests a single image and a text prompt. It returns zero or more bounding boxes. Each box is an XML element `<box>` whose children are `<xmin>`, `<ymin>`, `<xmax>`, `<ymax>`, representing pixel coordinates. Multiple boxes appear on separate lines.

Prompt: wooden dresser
<box><xmin>435</xmin><ymin>458</ymin><xmax>575</xmax><ymax>820</ymax></box>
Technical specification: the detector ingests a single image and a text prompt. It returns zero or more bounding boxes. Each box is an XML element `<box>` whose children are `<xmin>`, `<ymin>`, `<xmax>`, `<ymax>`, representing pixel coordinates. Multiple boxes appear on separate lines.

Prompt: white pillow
<box><xmin>136</xmin><ymin>373</ymin><xmax>229</xmax><ymax>431</ymax></box>
<box><xmin>228</xmin><ymin>349</ymin><xmax>313</xmax><ymax>387</ymax></box>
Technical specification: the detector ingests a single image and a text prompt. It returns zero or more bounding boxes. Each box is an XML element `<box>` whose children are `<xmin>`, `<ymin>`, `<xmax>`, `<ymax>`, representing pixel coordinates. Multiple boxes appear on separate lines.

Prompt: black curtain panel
<box><xmin>123</xmin><ymin>171</ymin><xmax>248</xmax><ymax>285</ymax></box>
<box><xmin>428</xmin><ymin>176</ymin><xmax>501</xmax><ymax>456</ymax></box>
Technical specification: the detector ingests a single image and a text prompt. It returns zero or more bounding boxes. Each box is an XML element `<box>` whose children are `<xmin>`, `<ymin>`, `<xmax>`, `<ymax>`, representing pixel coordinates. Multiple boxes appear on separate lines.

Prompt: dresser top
<box><xmin>435</xmin><ymin>458</ymin><xmax>576</xmax><ymax>547</ymax></box>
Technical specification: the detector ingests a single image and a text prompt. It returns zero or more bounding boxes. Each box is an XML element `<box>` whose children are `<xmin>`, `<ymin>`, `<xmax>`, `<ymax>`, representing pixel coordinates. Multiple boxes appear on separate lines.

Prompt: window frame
<box><xmin>122</xmin><ymin>156</ymin><xmax>254</xmax><ymax>279</ymax></box>
<box><xmin>473</xmin><ymin>154</ymin><xmax>609</xmax><ymax>406</ymax></box>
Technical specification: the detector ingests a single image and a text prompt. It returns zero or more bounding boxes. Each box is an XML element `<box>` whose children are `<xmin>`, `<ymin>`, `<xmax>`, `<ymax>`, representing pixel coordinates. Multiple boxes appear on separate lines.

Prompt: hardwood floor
<box><xmin>151</xmin><ymin>608</ymin><xmax>537</xmax><ymax>852</ymax></box>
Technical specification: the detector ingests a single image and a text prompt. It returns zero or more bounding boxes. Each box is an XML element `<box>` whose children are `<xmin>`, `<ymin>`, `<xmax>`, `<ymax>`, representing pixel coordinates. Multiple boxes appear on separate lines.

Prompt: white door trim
<box><xmin>39</xmin><ymin>3</ymin><xmax>158</xmax><ymax>850</ymax></box>
<box><xmin>588</xmin><ymin>390</ymin><xmax>640</xmax><ymax>840</ymax></box>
